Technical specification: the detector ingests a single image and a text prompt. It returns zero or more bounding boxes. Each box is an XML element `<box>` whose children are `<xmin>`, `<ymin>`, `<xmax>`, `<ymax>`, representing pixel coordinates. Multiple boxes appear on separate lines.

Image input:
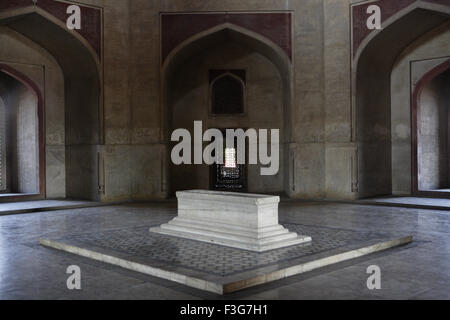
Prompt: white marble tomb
<box><xmin>150</xmin><ymin>190</ymin><xmax>311</xmax><ymax>252</ymax></box>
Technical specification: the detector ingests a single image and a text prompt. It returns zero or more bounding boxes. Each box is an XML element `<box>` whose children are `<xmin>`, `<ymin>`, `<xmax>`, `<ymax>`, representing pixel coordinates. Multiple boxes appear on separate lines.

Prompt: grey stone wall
<box><xmin>93</xmin><ymin>0</ymin><xmax>334</xmax><ymax>200</ymax></box>
<box><xmin>62</xmin><ymin>0</ymin><xmax>450</xmax><ymax>200</ymax></box>
<box><xmin>1</xmin><ymin>0</ymin><xmax>448</xmax><ymax>201</ymax></box>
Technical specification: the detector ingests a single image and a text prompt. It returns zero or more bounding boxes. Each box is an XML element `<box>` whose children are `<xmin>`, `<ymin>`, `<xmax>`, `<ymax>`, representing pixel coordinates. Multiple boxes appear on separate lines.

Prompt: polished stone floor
<box><xmin>0</xmin><ymin>200</ymin><xmax>101</xmax><ymax>215</ymax></box>
<box><xmin>0</xmin><ymin>201</ymin><xmax>448</xmax><ymax>299</ymax></box>
<box><xmin>365</xmin><ymin>196</ymin><xmax>450</xmax><ymax>209</ymax></box>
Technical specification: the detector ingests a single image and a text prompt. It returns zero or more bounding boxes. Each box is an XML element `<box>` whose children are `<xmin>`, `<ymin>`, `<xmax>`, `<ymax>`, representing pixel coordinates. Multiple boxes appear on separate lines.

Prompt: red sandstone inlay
<box><xmin>161</xmin><ymin>13</ymin><xmax>292</xmax><ymax>63</ymax></box>
<box><xmin>352</xmin><ymin>0</ymin><xmax>449</xmax><ymax>58</ymax></box>
<box><xmin>0</xmin><ymin>0</ymin><xmax>102</xmax><ymax>58</ymax></box>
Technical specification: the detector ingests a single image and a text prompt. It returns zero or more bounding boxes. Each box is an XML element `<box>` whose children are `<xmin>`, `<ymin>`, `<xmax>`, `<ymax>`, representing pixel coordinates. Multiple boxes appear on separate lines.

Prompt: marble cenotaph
<box><xmin>150</xmin><ymin>190</ymin><xmax>311</xmax><ymax>252</ymax></box>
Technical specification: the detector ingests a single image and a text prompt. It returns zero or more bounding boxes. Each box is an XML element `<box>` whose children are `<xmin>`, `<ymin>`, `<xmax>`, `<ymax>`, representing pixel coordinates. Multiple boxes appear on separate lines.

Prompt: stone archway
<box><xmin>161</xmin><ymin>23</ymin><xmax>293</xmax><ymax>196</ymax></box>
<box><xmin>353</xmin><ymin>2</ymin><xmax>450</xmax><ymax>198</ymax></box>
<box><xmin>0</xmin><ymin>6</ymin><xmax>102</xmax><ymax>200</ymax></box>
<box><xmin>412</xmin><ymin>59</ymin><xmax>450</xmax><ymax>196</ymax></box>
<box><xmin>0</xmin><ymin>64</ymin><xmax>44</xmax><ymax>198</ymax></box>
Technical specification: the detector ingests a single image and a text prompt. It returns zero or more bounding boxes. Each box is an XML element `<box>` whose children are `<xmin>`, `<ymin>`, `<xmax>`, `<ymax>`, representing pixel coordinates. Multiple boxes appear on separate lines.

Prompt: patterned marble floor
<box><xmin>42</xmin><ymin>223</ymin><xmax>397</xmax><ymax>277</ymax></box>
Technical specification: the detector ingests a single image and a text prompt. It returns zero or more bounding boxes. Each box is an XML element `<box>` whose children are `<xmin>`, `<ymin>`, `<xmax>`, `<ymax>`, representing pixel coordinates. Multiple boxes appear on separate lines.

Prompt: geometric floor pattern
<box><xmin>53</xmin><ymin>223</ymin><xmax>386</xmax><ymax>277</ymax></box>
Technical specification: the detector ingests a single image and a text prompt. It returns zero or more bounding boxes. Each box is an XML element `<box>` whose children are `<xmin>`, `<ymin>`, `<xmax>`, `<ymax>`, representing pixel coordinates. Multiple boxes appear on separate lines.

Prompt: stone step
<box><xmin>150</xmin><ymin>225</ymin><xmax>311</xmax><ymax>252</ymax></box>
<box><xmin>169</xmin><ymin>217</ymin><xmax>287</xmax><ymax>239</ymax></box>
<box><xmin>163</xmin><ymin>221</ymin><xmax>297</xmax><ymax>243</ymax></box>
<box><xmin>257</xmin><ymin>236</ymin><xmax>312</xmax><ymax>251</ymax></box>
<box><xmin>159</xmin><ymin>222</ymin><xmax>306</xmax><ymax>245</ymax></box>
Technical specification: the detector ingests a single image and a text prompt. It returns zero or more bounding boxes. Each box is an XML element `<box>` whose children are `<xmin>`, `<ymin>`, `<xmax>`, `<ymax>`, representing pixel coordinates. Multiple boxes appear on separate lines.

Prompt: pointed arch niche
<box><xmin>161</xmin><ymin>22</ymin><xmax>293</xmax><ymax>196</ymax></box>
<box><xmin>0</xmin><ymin>5</ymin><xmax>102</xmax><ymax>201</ymax></box>
<box><xmin>352</xmin><ymin>1</ymin><xmax>450</xmax><ymax>198</ymax></box>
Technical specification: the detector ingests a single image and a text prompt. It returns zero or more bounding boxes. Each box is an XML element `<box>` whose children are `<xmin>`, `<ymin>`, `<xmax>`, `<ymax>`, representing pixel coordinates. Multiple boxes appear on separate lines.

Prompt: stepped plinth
<box><xmin>150</xmin><ymin>190</ymin><xmax>311</xmax><ymax>252</ymax></box>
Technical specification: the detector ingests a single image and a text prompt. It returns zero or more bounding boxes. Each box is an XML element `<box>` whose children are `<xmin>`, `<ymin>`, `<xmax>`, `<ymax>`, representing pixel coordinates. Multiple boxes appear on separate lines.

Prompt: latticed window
<box><xmin>224</xmin><ymin>148</ymin><xmax>237</xmax><ymax>168</ymax></box>
<box><xmin>0</xmin><ymin>99</ymin><xmax>5</xmax><ymax>191</ymax></box>
<box><xmin>211</xmin><ymin>130</ymin><xmax>246</xmax><ymax>191</ymax></box>
<box><xmin>221</xmin><ymin>147</ymin><xmax>241</xmax><ymax>181</ymax></box>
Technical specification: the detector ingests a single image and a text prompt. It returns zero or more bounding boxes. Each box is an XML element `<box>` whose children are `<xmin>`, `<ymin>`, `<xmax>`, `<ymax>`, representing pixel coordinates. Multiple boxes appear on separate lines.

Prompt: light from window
<box><xmin>224</xmin><ymin>148</ymin><xmax>237</xmax><ymax>168</ymax></box>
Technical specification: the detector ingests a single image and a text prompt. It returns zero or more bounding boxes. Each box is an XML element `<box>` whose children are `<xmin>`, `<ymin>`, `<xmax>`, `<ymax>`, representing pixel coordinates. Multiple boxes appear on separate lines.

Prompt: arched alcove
<box><xmin>354</xmin><ymin>3</ymin><xmax>450</xmax><ymax>198</ymax></box>
<box><xmin>0</xmin><ymin>66</ymin><xmax>43</xmax><ymax>196</ymax></box>
<box><xmin>0</xmin><ymin>6</ymin><xmax>102</xmax><ymax>200</ymax></box>
<box><xmin>161</xmin><ymin>24</ymin><xmax>293</xmax><ymax>196</ymax></box>
<box><xmin>412</xmin><ymin>60</ymin><xmax>450</xmax><ymax>195</ymax></box>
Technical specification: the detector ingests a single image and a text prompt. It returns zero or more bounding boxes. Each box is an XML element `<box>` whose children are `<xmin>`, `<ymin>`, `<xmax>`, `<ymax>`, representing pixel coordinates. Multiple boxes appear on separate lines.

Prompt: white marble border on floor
<box><xmin>40</xmin><ymin>235</ymin><xmax>413</xmax><ymax>295</ymax></box>
<box><xmin>0</xmin><ymin>199</ymin><xmax>177</xmax><ymax>216</ymax></box>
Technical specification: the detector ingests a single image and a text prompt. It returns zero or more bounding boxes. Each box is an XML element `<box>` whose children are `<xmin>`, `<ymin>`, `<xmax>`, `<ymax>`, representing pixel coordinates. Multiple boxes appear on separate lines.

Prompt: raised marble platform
<box><xmin>150</xmin><ymin>190</ymin><xmax>311</xmax><ymax>252</ymax></box>
<box><xmin>39</xmin><ymin>222</ymin><xmax>413</xmax><ymax>295</ymax></box>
